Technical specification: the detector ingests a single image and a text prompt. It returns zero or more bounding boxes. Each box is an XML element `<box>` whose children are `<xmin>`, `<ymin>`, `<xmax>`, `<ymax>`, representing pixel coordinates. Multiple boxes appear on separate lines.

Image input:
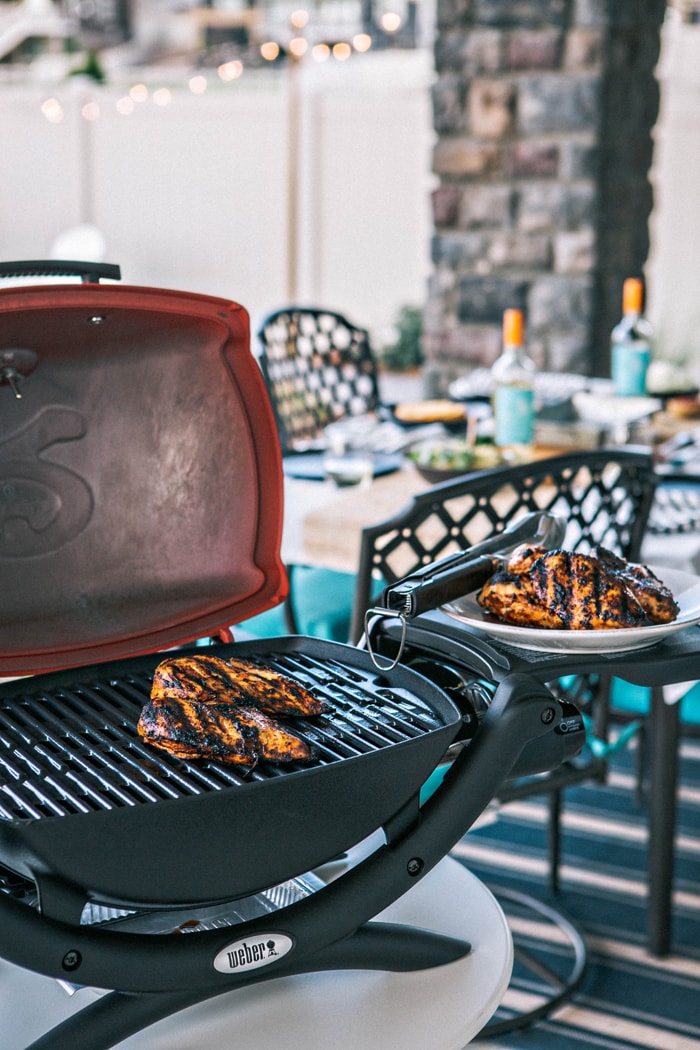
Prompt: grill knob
<box><xmin>0</xmin><ymin>365</ymin><xmax>23</xmax><ymax>398</ymax></box>
<box><xmin>0</xmin><ymin>347</ymin><xmax>38</xmax><ymax>399</ymax></box>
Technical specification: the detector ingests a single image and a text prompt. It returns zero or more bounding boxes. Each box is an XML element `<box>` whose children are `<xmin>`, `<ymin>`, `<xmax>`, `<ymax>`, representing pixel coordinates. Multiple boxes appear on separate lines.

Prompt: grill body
<box><xmin>0</xmin><ymin>639</ymin><xmax>462</xmax><ymax>918</ymax></box>
<box><xmin>0</xmin><ymin>267</ymin><xmax>586</xmax><ymax>1046</ymax></box>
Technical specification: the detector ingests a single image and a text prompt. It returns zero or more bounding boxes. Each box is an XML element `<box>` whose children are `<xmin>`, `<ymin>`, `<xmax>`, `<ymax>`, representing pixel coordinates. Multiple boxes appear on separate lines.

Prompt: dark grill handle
<box><xmin>382</xmin><ymin>553</ymin><xmax>497</xmax><ymax>619</ymax></box>
<box><xmin>0</xmin><ymin>260</ymin><xmax>121</xmax><ymax>284</ymax></box>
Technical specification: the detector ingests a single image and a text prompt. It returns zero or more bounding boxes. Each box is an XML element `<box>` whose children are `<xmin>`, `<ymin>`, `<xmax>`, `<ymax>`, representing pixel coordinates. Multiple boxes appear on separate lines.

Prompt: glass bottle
<box><xmin>611</xmin><ymin>278</ymin><xmax>653</xmax><ymax>397</ymax></box>
<box><xmin>491</xmin><ymin>308</ymin><xmax>536</xmax><ymax>451</ymax></box>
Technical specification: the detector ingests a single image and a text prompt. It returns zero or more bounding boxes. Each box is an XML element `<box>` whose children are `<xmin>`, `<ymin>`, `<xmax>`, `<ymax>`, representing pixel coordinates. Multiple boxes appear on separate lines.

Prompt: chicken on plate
<box><xmin>477</xmin><ymin>544</ymin><xmax>679</xmax><ymax>631</ymax></box>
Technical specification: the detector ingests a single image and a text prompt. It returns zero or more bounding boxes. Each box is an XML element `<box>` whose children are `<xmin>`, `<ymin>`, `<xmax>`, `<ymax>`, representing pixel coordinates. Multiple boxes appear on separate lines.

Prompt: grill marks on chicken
<box><xmin>222</xmin><ymin>656</ymin><xmax>330</xmax><ymax>717</ymax></box>
<box><xmin>531</xmin><ymin>549</ymin><xmax>648</xmax><ymax>629</ymax></box>
<box><xmin>591</xmin><ymin>546</ymin><xmax>680</xmax><ymax>625</ymax></box>
<box><xmin>137</xmin><ymin>654</ymin><xmax>329</xmax><ymax>767</ymax></box>
<box><xmin>478</xmin><ymin>545</ymin><xmax>679</xmax><ymax>631</ymax></box>
<box><xmin>138</xmin><ymin>698</ymin><xmax>254</xmax><ymax>767</ymax></box>
<box><xmin>150</xmin><ymin>654</ymin><xmax>329</xmax><ymax>717</ymax></box>
<box><xmin>477</xmin><ymin>566</ymin><xmax>569</xmax><ymax>630</ymax></box>
<box><xmin>138</xmin><ymin>697</ymin><xmax>313</xmax><ymax>768</ymax></box>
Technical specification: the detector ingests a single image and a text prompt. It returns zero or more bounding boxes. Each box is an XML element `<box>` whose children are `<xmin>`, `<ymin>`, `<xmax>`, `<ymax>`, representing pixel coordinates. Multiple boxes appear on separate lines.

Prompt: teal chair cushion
<box><xmin>289</xmin><ymin>566</ymin><xmax>359</xmax><ymax>641</ymax></box>
<box><xmin>235</xmin><ymin>566</ymin><xmax>362</xmax><ymax>642</ymax></box>
<box><xmin>231</xmin><ymin>602</ymin><xmax>291</xmax><ymax>640</ymax></box>
<box><xmin>610</xmin><ymin>676</ymin><xmax>700</xmax><ymax>726</ymax></box>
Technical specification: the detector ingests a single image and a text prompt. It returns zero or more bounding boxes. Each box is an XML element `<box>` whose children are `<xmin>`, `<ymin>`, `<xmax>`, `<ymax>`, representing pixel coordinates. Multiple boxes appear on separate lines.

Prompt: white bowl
<box><xmin>572</xmin><ymin>392</ymin><xmax>662</xmax><ymax>427</ymax></box>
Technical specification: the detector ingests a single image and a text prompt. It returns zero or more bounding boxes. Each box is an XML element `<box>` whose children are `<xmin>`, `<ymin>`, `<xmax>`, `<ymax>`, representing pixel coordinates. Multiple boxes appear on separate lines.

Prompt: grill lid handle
<box><xmin>0</xmin><ymin>260</ymin><xmax>122</xmax><ymax>284</ymax></box>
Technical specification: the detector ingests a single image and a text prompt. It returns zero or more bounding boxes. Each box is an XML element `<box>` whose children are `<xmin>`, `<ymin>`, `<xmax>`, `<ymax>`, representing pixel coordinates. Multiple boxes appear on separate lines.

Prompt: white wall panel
<box><xmin>0</xmin><ymin>50</ymin><xmax>435</xmax><ymax>350</ymax></box>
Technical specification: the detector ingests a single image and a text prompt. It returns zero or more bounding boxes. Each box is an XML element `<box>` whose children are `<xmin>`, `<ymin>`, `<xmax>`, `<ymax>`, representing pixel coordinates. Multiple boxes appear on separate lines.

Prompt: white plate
<box><xmin>442</xmin><ymin>566</ymin><xmax>700</xmax><ymax>654</ymax></box>
<box><xmin>572</xmin><ymin>391</ymin><xmax>662</xmax><ymax>426</ymax></box>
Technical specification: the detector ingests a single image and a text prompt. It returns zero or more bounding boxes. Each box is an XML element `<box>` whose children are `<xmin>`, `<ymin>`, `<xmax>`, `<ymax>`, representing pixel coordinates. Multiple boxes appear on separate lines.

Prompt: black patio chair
<box><xmin>647</xmin><ymin>468</ymin><xmax>700</xmax><ymax>539</ymax></box>
<box><xmin>349</xmin><ymin>448</ymin><xmax>660</xmax><ymax>1034</ymax></box>
<box><xmin>351</xmin><ymin>448</ymin><xmax>658</xmax><ymax>886</ymax></box>
<box><xmin>256</xmin><ymin>306</ymin><xmax>381</xmax><ymax>456</ymax></box>
<box><xmin>244</xmin><ymin>306</ymin><xmax>381</xmax><ymax>642</ymax></box>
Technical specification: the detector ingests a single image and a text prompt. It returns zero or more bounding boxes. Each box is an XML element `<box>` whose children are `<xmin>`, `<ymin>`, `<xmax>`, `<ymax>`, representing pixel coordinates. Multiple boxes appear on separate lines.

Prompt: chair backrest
<box><xmin>647</xmin><ymin>471</ymin><xmax>700</xmax><ymax>535</ymax></box>
<box><xmin>257</xmin><ymin>306</ymin><xmax>381</xmax><ymax>454</ymax></box>
<box><xmin>351</xmin><ymin>448</ymin><xmax>657</xmax><ymax>642</ymax></box>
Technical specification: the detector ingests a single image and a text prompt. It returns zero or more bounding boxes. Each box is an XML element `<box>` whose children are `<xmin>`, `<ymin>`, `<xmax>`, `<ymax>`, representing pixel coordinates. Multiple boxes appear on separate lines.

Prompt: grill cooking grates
<box><xmin>0</xmin><ymin>650</ymin><xmax>448</xmax><ymax>824</ymax></box>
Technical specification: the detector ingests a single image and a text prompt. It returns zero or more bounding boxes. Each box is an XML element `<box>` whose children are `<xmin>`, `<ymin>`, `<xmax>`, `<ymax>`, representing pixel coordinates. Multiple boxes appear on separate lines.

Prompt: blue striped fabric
<box><xmin>451</xmin><ymin>734</ymin><xmax>700</xmax><ymax>1047</ymax></box>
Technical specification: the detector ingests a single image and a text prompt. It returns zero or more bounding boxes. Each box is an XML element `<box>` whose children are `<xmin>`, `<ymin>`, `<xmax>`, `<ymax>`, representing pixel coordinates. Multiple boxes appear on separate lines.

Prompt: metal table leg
<box><xmin>647</xmin><ymin>685</ymin><xmax>680</xmax><ymax>957</ymax></box>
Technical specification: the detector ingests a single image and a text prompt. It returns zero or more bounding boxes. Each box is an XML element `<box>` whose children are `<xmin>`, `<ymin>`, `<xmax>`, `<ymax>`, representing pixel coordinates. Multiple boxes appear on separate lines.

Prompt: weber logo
<box><xmin>214</xmin><ymin>933</ymin><xmax>294</xmax><ymax>974</ymax></box>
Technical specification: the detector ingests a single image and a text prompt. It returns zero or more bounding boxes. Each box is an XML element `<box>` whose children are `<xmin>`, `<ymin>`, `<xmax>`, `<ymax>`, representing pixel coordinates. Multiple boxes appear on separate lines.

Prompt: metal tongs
<box><xmin>362</xmin><ymin>511</ymin><xmax>566</xmax><ymax>669</ymax></box>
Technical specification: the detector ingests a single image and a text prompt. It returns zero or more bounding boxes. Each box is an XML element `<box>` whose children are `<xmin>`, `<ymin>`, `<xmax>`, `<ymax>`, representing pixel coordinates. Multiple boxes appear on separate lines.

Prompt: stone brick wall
<box><xmin>423</xmin><ymin>0</ymin><xmax>667</xmax><ymax>394</ymax></box>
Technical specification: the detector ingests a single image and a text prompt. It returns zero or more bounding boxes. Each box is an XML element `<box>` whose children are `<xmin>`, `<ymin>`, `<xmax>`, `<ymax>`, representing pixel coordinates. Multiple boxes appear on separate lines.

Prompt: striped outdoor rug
<box><xmin>450</xmin><ymin>733</ymin><xmax>700</xmax><ymax>1049</ymax></box>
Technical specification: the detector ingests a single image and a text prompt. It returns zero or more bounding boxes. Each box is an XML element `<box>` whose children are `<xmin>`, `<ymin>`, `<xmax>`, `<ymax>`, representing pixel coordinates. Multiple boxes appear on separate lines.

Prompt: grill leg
<box><xmin>23</xmin><ymin>989</ymin><xmax>211</xmax><ymax>1050</ymax></box>
<box><xmin>22</xmin><ymin>925</ymin><xmax>472</xmax><ymax>1050</ymax></box>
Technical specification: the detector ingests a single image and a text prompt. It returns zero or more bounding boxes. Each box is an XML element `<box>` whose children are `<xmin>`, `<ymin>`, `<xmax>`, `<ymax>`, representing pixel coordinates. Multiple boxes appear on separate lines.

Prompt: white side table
<box><xmin>1</xmin><ymin>856</ymin><xmax>512</xmax><ymax>1050</ymax></box>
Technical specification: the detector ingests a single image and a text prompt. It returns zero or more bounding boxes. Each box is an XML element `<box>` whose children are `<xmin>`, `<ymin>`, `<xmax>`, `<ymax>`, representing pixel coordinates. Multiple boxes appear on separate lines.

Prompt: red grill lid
<box><xmin>0</xmin><ymin>278</ymin><xmax>287</xmax><ymax>675</ymax></box>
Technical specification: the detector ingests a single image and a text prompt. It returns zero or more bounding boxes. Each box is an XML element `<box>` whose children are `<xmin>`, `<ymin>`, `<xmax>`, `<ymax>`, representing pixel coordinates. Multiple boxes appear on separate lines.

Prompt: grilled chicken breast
<box><xmin>138</xmin><ymin>653</ymin><xmax>327</xmax><ymax>766</ymax></box>
<box><xmin>477</xmin><ymin>566</ymin><xmax>566</xmax><ymax>629</ymax></box>
<box><xmin>223</xmin><ymin>656</ymin><xmax>330</xmax><ymax>717</ymax></box>
<box><xmin>137</xmin><ymin>696</ymin><xmax>312</xmax><ymax>766</ymax></box>
<box><xmin>138</xmin><ymin>697</ymin><xmax>256</xmax><ymax>766</ymax></box>
<box><xmin>151</xmin><ymin>654</ymin><xmax>329</xmax><ymax>717</ymax></box>
<box><xmin>478</xmin><ymin>546</ymin><xmax>678</xmax><ymax>631</ymax></box>
<box><xmin>591</xmin><ymin>546</ymin><xmax>679</xmax><ymax>624</ymax></box>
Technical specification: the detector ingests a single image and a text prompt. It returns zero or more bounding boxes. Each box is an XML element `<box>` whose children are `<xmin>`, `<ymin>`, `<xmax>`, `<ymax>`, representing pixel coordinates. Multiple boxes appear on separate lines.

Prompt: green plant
<box><xmin>68</xmin><ymin>49</ymin><xmax>107</xmax><ymax>84</ymax></box>
<box><xmin>381</xmin><ymin>305</ymin><xmax>424</xmax><ymax>371</ymax></box>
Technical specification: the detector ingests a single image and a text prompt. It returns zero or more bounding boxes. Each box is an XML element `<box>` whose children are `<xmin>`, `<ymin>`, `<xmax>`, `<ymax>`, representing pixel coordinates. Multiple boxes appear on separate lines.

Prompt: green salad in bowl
<box><xmin>408</xmin><ymin>439</ymin><xmax>503</xmax><ymax>482</ymax></box>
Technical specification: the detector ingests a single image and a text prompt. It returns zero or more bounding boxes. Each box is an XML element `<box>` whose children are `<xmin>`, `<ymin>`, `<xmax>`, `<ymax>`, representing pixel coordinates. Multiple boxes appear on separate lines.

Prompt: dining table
<box><xmin>282</xmin><ymin>455</ymin><xmax>700</xmax><ymax>592</ymax></box>
<box><xmin>280</xmin><ymin>436</ymin><xmax>700</xmax><ymax>960</ymax></box>
<box><xmin>282</xmin><ymin>464</ymin><xmax>431</xmax><ymax>577</ymax></box>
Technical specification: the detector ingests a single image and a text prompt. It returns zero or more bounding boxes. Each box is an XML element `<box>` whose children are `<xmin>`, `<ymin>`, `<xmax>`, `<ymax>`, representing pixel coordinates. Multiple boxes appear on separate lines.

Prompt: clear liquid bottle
<box><xmin>611</xmin><ymin>278</ymin><xmax>653</xmax><ymax>397</ymax></box>
<box><xmin>492</xmin><ymin>308</ymin><xmax>536</xmax><ymax>451</ymax></box>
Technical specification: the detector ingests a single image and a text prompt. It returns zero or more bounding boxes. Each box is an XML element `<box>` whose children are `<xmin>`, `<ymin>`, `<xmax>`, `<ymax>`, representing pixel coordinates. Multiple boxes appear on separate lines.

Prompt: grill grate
<box><xmin>0</xmin><ymin>650</ymin><xmax>447</xmax><ymax>824</ymax></box>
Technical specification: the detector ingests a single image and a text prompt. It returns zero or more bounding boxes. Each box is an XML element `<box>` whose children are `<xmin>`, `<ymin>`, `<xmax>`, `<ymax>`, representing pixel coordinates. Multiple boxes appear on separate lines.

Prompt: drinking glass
<box><xmin>322</xmin><ymin>416</ymin><xmax>376</xmax><ymax>488</ymax></box>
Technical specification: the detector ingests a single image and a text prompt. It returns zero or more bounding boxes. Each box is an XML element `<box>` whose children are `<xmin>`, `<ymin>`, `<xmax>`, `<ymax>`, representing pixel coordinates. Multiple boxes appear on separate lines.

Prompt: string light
<box><xmin>290</xmin><ymin>9</ymin><xmax>309</xmax><ymax>29</ymax></box>
<box><xmin>353</xmin><ymin>33</ymin><xmax>372</xmax><ymax>53</ymax></box>
<box><xmin>312</xmin><ymin>43</ymin><xmax>331</xmax><ymax>62</ymax></box>
<box><xmin>381</xmin><ymin>12</ymin><xmax>402</xmax><ymax>31</ymax></box>
<box><xmin>218</xmin><ymin>60</ymin><xmax>243</xmax><ymax>81</ymax></box>
<box><xmin>41</xmin><ymin>97</ymin><xmax>64</xmax><ymax>123</ymax></box>
<box><xmin>31</xmin><ymin>0</ymin><xmax>412</xmax><ymax>119</ymax></box>
<box><xmin>289</xmin><ymin>36</ymin><xmax>308</xmax><ymax>58</ymax></box>
<box><xmin>260</xmin><ymin>41</ymin><xmax>280</xmax><ymax>61</ymax></box>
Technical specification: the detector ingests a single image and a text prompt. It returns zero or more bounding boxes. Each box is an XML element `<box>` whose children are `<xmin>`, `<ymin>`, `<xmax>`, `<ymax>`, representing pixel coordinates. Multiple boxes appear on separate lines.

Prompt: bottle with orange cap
<box><xmin>491</xmin><ymin>308</ymin><xmax>536</xmax><ymax>451</ymax></box>
<box><xmin>611</xmin><ymin>278</ymin><xmax>653</xmax><ymax>397</ymax></box>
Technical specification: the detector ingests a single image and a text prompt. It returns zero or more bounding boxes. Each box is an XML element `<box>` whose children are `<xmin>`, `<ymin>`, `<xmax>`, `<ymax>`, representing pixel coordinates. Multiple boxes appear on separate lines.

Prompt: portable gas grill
<box><xmin>0</xmin><ymin>263</ymin><xmax>588</xmax><ymax>1049</ymax></box>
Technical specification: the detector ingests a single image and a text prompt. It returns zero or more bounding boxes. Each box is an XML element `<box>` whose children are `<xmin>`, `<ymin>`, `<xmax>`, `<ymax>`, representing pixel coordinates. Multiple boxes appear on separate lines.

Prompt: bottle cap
<box><xmin>503</xmin><ymin>309</ymin><xmax>524</xmax><ymax>347</ymax></box>
<box><xmin>622</xmin><ymin>278</ymin><xmax>644</xmax><ymax>315</ymax></box>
